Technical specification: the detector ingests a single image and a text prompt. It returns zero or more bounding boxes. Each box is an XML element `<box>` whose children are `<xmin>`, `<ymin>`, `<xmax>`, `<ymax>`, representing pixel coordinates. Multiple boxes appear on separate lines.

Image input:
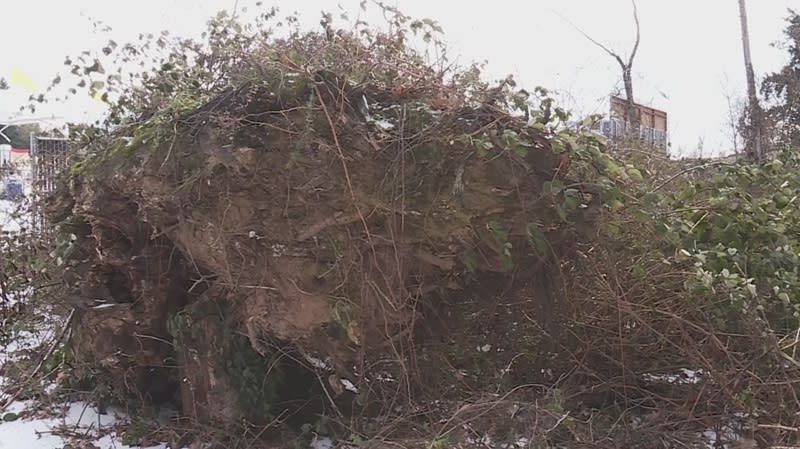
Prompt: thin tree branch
<box><xmin>553</xmin><ymin>9</ymin><xmax>626</xmax><ymax>69</ymax></box>
<box><xmin>653</xmin><ymin>162</ymin><xmax>732</xmax><ymax>192</ymax></box>
<box><xmin>628</xmin><ymin>0</ymin><xmax>641</xmax><ymax>68</ymax></box>
<box><xmin>0</xmin><ymin>308</ymin><xmax>75</xmax><ymax>412</ymax></box>
<box><xmin>555</xmin><ymin>2</ymin><xmax>642</xmax><ymax>128</ymax></box>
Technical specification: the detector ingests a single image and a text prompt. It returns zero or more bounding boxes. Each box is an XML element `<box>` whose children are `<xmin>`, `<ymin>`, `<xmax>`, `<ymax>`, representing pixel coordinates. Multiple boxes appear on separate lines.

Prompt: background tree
<box><xmin>721</xmin><ymin>75</ymin><xmax>745</xmax><ymax>154</ymax></box>
<box><xmin>561</xmin><ymin>1</ymin><xmax>641</xmax><ymax>134</ymax></box>
<box><xmin>761</xmin><ymin>9</ymin><xmax>800</xmax><ymax>148</ymax></box>
<box><xmin>738</xmin><ymin>0</ymin><xmax>765</xmax><ymax>161</ymax></box>
<box><xmin>0</xmin><ymin>123</ymin><xmax>41</xmax><ymax>147</ymax></box>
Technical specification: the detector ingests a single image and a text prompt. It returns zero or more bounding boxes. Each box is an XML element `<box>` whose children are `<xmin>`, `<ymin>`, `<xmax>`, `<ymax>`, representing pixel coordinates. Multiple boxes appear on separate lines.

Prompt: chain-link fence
<box><xmin>31</xmin><ymin>135</ymin><xmax>70</xmax><ymax>195</ymax></box>
<box><xmin>593</xmin><ymin>118</ymin><xmax>669</xmax><ymax>153</ymax></box>
<box><xmin>29</xmin><ymin>135</ymin><xmax>71</xmax><ymax>231</ymax></box>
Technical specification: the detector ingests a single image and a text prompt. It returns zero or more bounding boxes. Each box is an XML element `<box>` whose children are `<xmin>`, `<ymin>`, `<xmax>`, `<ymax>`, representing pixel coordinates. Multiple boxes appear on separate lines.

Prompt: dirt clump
<box><xmin>47</xmin><ymin>23</ymin><xmax>607</xmax><ymax>436</ymax></box>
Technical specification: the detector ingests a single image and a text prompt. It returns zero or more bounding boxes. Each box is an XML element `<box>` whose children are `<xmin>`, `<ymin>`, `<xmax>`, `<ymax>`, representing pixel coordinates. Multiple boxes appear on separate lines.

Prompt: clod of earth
<box><xmin>45</xmin><ymin>33</ymin><xmax>601</xmax><ymax>429</ymax></box>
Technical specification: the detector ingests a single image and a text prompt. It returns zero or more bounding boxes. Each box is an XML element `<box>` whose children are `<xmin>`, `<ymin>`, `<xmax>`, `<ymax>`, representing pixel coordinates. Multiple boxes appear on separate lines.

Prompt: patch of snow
<box><xmin>303</xmin><ymin>354</ymin><xmax>332</xmax><ymax>371</ymax></box>
<box><xmin>498</xmin><ymin>438</ymin><xmax>530</xmax><ymax>449</ymax></box>
<box><xmin>375</xmin><ymin>372</ymin><xmax>396</xmax><ymax>383</ymax></box>
<box><xmin>642</xmin><ymin>367</ymin><xmax>704</xmax><ymax>385</ymax></box>
<box><xmin>310</xmin><ymin>436</ymin><xmax>334</xmax><ymax>449</ymax></box>
<box><xmin>94</xmin><ymin>433</ymin><xmax>170</xmax><ymax>449</ymax></box>
<box><xmin>340</xmin><ymin>378</ymin><xmax>358</xmax><ymax>393</ymax></box>
<box><xmin>0</xmin><ymin>400</ymin><xmax>177</xmax><ymax>449</ymax></box>
<box><xmin>271</xmin><ymin>243</ymin><xmax>287</xmax><ymax>257</ymax></box>
<box><xmin>0</xmin><ymin>409</ymin><xmax>66</xmax><ymax>449</ymax></box>
<box><xmin>467</xmin><ymin>434</ymin><xmax>493</xmax><ymax>447</ymax></box>
<box><xmin>0</xmin><ymin>200</ymin><xmax>23</xmax><ymax>233</ymax></box>
<box><xmin>0</xmin><ymin>178</ymin><xmax>33</xmax><ymax>233</ymax></box>
<box><xmin>699</xmin><ymin>419</ymin><xmax>744</xmax><ymax>449</ymax></box>
<box><xmin>0</xmin><ymin>327</ymin><xmax>54</xmax><ymax>368</ymax></box>
<box><xmin>90</xmin><ymin>303</ymin><xmax>118</xmax><ymax>310</ymax></box>
<box><xmin>374</xmin><ymin>119</ymin><xmax>395</xmax><ymax>130</ymax></box>
<box><xmin>63</xmin><ymin>401</ymin><xmax>123</xmax><ymax>427</ymax></box>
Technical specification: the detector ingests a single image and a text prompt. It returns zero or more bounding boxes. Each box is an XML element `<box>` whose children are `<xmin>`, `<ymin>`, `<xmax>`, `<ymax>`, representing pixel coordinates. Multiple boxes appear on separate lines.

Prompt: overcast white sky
<box><xmin>0</xmin><ymin>0</ymin><xmax>794</xmax><ymax>158</ymax></box>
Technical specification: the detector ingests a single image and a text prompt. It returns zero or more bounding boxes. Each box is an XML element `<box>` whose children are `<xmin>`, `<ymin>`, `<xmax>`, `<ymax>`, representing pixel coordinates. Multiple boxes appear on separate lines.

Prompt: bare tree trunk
<box><xmin>623</xmin><ymin>66</ymin><xmax>638</xmax><ymax>136</ymax></box>
<box><xmin>738</xmin><ymin>0</ymin><xmax>764</xmax><ymax>161</ymax></box>
<box><xmin>622</xmin><ymin>0</ymin><xmax>641</xmax><ymax>136</ymax></box>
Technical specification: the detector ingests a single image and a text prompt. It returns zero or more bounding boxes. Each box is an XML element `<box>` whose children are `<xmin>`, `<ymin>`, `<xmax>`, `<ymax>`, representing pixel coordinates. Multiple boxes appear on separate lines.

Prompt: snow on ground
<box><xmin>0</xmin><ymin>400</ymin><xmax>169</xmax><ymax>449</ymax></box>
<box><xmin>310</xmin><ymin>437</ymin><xmax>334</xmax><ymax>449</ymax></box>
<box><xmin>0</xmin><ymin>200</ymin><xmax>23</xmax><ymax>233</ymax></box>
<box><xmin>641</xmin><ymin>367</ymin><xmax>704</xmax><ymax>385</ymax></box>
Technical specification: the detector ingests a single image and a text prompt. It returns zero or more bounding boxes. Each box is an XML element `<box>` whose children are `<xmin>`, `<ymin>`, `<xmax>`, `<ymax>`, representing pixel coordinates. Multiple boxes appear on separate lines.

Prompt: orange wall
<box><xmin>609</xmin><ymin>96</ymin><xmax>668</xmax><ymax>132</ymax></box>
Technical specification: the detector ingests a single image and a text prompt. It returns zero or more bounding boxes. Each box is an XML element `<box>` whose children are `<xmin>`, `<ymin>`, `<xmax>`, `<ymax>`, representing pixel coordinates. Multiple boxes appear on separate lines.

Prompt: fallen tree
<box><xmin>48</xmin><ymin>93</ymin><xmax>800</xmax><ymax>448</ymax></box>
<box><xmin>45</xmin><ymin>7</ymin><xmax>614</xmax><ymax>436</ymax></box>
<box><xmin>40</xmin><ymin>6</ymin><xmax>800</xmax><ymax>449</ymax></box>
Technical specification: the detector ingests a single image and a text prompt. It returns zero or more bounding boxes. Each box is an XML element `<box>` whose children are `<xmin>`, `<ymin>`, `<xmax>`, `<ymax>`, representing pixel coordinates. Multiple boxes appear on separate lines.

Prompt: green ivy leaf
<box><xmin>556</xmin><ymin>205</ymin><xmax>568</xmax><ymax>222</ymax></box>
<box><xmin>500</xmin><ymin>242</ymin><xmax>514</xmax><ymax>271</ymax></box>
<box><xmin>462</xmin><ymin>248</ymin><xmax>478</xmax><ymax>273</ymax></box>
<box><xmin>526</xmin><ymin>224</ymin><xmax>547</xmax><ymax>255</ymax></box>
<box><xmin>560</xmin><ymin>187</ymin><xmax>580</xmax><ymax>214</ymax></box>
<box><xmin>626</xmin><ymin>167</ymin><xmax>644</xmax><ymax>181</ymax></box>
<box><xmin>640</xmin><ymin>191</ymin><xmax>662</xmax><ymax>207</ymax></box>
<box><xmin>551</xmin><ymin>138</ymin><xmax>564</xmax><ymax>154</ymax></box>
<box><xmin>543</xmin><ymin>180</ymin><xmax>564</xmax><ymax>195</ymax></box>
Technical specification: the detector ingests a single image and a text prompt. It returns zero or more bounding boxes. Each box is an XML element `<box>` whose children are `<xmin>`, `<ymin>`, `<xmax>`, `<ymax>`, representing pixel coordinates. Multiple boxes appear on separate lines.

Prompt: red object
<box><xmin>10</xmin><ymin>148</ymin><xmax>29</xmax><ymax>154</ymax></box>
<box><xmin>556</xmin><ymin>152</ymin><xmax>571</xmax><ymax>178</ymax></box>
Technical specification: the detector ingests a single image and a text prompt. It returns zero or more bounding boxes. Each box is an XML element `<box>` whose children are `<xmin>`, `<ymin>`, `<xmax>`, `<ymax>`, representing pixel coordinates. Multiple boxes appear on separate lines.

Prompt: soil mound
<box><xmin>47</xmin><ymin>26</ymin><xmax>604</xmax><ymax>429</ymax></box>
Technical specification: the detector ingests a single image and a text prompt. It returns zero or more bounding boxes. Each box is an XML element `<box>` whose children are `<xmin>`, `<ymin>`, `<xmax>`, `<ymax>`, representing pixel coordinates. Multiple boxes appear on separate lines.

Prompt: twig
<box><xmin>296</xmin><ymin>213</ymin><xmax>362</xmax><ymax>241</ymax></box>
<box><xmin>158</xmin><ymin>122</ymin><xmax>179</xmax><ymax>171</ymax></box>
<box><xmin>314</xmin><ymin>371</ymin><xmax>345</xmax><ymax>419</ymax></box>
<box><xmin>552</xmin><ymin>1</ymin><xmax>640</xmax><ymax>71</ymax></box>
<box><xmin>653</xmin><ymin>161</ymin><xmax>731</xmax><ymax>192</ymax></box>
<box><xmin>757</xmin><ymin>423</ymin><xmax>799</xmax><ymax>432</ymax></box>
<box><xmin>546</xmin><ymin>412</ymin><xmax>570</xmax><ymax>433</ymax></box>
<box><xmin>0</xmin><ymin>308</ymin><xmax>75</xmax><ymax>412</ymax></box>
<box><xmin>313</xmin><ymin>83</ymin><xmax>379</xmax><ymax>263</ymax></box>
<box><xmin>133</xmin><ymin>332</ymin><xmax>175</xmax><ymax>348</ymax></box>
